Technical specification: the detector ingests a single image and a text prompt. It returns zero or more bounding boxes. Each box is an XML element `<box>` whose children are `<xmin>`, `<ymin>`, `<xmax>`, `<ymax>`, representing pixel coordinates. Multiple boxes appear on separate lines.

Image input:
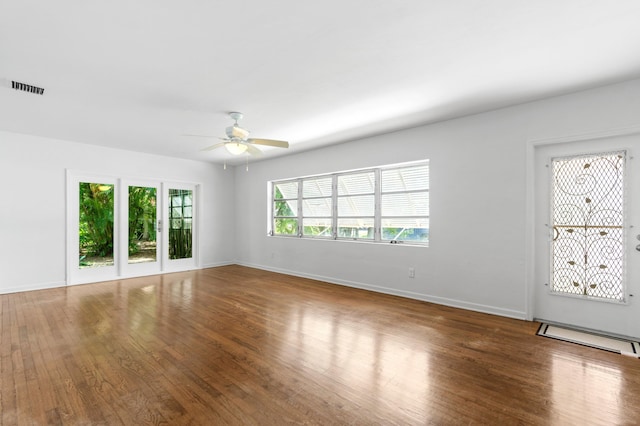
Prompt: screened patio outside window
<box><xmin>380</xmin><ymin>165</ymin><xmax>429</xmax><ymax>242</ymax></box>
<box><xmin>269</xmin><ymin>161</ymin><xmax>429</xmax><ymax>245</ymax></box>
<box><xmin>302</xmin><ymin>177</ymin><xmax>333</xmax><ymax>237</ymax></box>
<box><xmin>337</xmin><ymin>172</ymin><xmax>375</xmax><ymax>240</ymax></box>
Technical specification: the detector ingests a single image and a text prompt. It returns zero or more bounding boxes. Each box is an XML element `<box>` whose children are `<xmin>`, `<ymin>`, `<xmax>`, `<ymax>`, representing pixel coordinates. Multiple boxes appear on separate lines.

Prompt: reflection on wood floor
<box><xmin>2</xmin><ymin>265</ymin><xmax>639</xmax><ymax>425</ymax></box>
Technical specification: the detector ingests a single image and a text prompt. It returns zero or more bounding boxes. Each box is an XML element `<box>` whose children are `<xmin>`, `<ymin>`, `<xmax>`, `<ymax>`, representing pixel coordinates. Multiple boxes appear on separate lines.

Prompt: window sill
<box><xmin>268</xmin><ymin>234</ymin><xmax>429</xmax><ymax>247</ymax></box>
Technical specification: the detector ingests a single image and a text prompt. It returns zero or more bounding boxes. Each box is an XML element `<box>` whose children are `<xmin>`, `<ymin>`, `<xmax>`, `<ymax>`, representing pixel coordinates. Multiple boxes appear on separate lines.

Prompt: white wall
<box><xmin>2</xmin><ymin>78</ymin><xmax>639</xmax><ymax>317</ymax></box>
<box><xmin>0</xmin><ymin>132</ymin><xmax>236</xmax><ymax>293</ymax></box>
<box><xmin>234</xmin><ymin>78</ymin><xmax>640</xmax><ymax>319</ymax></box>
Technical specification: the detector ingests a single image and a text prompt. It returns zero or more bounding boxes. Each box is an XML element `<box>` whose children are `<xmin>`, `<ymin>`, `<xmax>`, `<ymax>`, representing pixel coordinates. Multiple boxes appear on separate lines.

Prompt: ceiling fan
<box><xmin>189</xmin><ymin>112</ymin><xmax>289</xmax><ymax>156</ymax></box>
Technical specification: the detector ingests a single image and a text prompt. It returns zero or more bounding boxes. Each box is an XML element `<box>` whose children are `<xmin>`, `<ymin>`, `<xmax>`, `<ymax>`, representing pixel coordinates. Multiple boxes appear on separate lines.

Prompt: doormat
<box><xmin>536</xmin><ymin>323</ymin><xmax>640</xmax><ymax>358</ymax></box>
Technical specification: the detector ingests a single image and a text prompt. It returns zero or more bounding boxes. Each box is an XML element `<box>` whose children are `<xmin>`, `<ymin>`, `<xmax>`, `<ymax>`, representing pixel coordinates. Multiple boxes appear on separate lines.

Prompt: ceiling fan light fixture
<box><xmin>224</xmin><ymin>142</ymin><xmax>248</xmax><ymax>155</ymax></box>
<box><xmin>226</xmin><ymin>124</ymin><xmax>250</xmax><ymax>140</ymax></box>
<box><xmin>190</xmin><ymin>112</ymin><xmax>288</xmax><ymax>157</ymax></box>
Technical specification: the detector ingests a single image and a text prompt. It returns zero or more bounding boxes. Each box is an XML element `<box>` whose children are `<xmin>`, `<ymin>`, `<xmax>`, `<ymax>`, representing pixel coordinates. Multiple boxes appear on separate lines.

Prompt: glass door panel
<box><xmin>79</xmin><ymin>182</ymin><xmax>115</xmax><ymax>268</ymax></box>
<box><xmin>169</xmin><ymin>188</ymin><xmax>193</xmax><ymax>260</ymax></box>
<box><xmin>120</xmin><ymin>181</ymin><xmax>161</xmax><ymax>278</ymax></box>
<box><xmin>128</xmin><ymin>186</ymin><xmax>157</xmax><ymax>264</ymax></box>
<box><xmin>68</xmin><ymin>172</ymin><xmax>119</xmax><ymax>285</ymax></box>
<box><xmin>163</xmin><ymin>183</ymin><xmax>197</xmax><ymax>272</ymax></box>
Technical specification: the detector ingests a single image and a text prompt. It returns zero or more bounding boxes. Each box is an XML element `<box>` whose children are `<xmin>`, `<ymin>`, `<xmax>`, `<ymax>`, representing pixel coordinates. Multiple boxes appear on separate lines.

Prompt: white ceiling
<box><xmin>1</xmin><ymin>1</ymin><xmax>640</xmax><ymax>164</ymax></box>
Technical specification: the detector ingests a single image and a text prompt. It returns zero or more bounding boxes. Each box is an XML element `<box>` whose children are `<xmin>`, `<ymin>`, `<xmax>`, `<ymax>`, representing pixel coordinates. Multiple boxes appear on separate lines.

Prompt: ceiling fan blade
<box><xmin>247</xmin><ymin>138</ymin><xmax>289</xmax><ymax>148</ymax></box>
<box><xmin>244</xmin><ymin>144</ymin><xmax>264</xmax><ymax>157</ymax></box>
<box><xmin>200</xmin><ymin>142</ymin><xmax>226</xmax><ymax>151</ymax></box>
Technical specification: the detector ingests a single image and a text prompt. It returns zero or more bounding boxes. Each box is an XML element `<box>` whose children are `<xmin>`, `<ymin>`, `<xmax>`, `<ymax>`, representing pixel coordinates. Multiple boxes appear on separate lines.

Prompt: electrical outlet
<box><xmin>408</xmin><ymin>267</ymin><xmax>415</xmax><ymax>278</ymax></box>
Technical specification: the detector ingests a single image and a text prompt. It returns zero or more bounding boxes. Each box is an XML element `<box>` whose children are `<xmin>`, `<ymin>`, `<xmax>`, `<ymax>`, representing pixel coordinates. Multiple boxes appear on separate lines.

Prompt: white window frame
<box><xmin>268</xmin><ymin>160</ymin><xmax>429</xmax><ymax>246</ymax></box>
<box><xmin>302</xmin><ymin>176</ymin><xmax>334</xmax><ymax>239</ymax></box>
<box><xmin>336</xmin><ymin>169</ymin><xmax>377</xmax><ymax>241</ymax></box>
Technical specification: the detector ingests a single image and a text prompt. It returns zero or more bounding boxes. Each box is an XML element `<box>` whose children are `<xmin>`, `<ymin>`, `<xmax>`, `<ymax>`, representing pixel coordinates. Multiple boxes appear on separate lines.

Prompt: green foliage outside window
<box><xmin>303</xmin><ymin>225</ymin><xmax>332</xmax><ymax>237</ymax></box>
<box><xmin>79</xmin><ymin>183</ymin><xmax>114</xmax><ymax>258</ymax></box>
<box><xmin>128</xmin><ymin>187</ymin><xmax>156</xmax><ymax>254</ymax></box>
<box><xmin>382</xmin><ymin>227</ymin><xmax>428</xmax><ymax>242</ymax></box>
<box><xmin>274</xmin><ymin>187</ymin><xmax>298</xmax><ymax>235</ymax></box>
<box><xmin>79</xmin><ymin>184</ymin><xmax>158</xmax><ymax>260</ymax></box>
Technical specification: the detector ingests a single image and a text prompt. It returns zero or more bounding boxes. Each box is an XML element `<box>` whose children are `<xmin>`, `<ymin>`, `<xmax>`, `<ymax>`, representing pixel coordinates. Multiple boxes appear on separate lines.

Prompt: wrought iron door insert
<box><xmin>550</xmin><ymin>151</ymin><xmax>626</xmax><ymax>301</ymax></box>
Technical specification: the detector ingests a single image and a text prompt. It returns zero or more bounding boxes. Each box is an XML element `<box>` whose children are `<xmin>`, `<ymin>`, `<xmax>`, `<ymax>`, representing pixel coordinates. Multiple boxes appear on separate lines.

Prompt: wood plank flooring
<box><xmin>2</xmin><ymin>265</ymin><xmax>640</xmax><ymax>425</ymax></box>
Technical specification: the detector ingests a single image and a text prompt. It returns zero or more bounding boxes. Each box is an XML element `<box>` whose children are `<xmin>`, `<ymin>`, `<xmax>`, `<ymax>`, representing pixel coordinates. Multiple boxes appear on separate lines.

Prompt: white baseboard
<box><xmin>0</xmin><ymin>280</ymin><xmax>67</xmax><ymax>295</ymax></box>
<box><xmin>236</xmin><ymin>262</ymin><xmax>527</xmax><ymax>320</ymax></box>
<box><xmin>0</xmin><ymin>261</ymin><xmax>236</xmax><ymax>295</ymax></box>
<box><xmin>200</xmin><ymin>260</ymin><xmax>236</xmax><ymax>269</ymax></box>
<box><xmin>2</xmin><ymin>263</ymin><xmax>528</xmax><ymax>321</ymax></box>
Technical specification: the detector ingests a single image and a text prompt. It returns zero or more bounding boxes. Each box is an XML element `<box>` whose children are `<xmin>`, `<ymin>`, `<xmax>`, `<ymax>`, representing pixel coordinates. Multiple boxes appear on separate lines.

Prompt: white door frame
<box><xmin>66</xmin><ymin>170</ymin><xmax>120</xmax><ymax>285</ymax></box>
<box><xmin>161</xmin><ymin>182</ymin><xmax>199</xmax><ymax>273</ymax></box>
<box><xmin>120</xmin><ymin>179</ymin><xmax>162</xmax><ymax>279</ymax></box>
<box><xmin>525</xmin><ymin>125</ymin><xmax>640</xmax><ymax>323</ymax></box>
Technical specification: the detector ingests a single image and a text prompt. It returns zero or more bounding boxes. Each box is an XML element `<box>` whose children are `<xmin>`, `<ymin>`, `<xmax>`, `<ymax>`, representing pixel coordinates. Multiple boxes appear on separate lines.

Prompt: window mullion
<box><xmin>332</xmin><ymin>175</ymin><xmax>338</xmax><ymax>239</ymax></box>
<box><xmin>374</xmin><ymin>168</ymin><xmax>381</xmax><ymax>241</ymax></box>
<box><xmin>297</xmin><ymin>178</ymin><xmax>303</xmax><ymax>237</ymax></box>
<box><xmin>269</xmin><ymin>182</ymin><xmax>274</xmax><ymax>235</ymax></box>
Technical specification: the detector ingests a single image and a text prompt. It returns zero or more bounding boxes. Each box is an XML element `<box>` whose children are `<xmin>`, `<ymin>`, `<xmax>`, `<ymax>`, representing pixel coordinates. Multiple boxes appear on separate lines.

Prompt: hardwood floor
<box><xmin>2</xmin><ymin>265</ymin><xmax>640</xmax><ymax>425</ymax></box>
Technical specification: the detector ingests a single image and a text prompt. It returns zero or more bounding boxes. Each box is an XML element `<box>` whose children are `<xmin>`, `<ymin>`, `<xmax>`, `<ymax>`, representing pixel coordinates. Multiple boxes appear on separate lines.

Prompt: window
<box><xmin>337</xmin><ymin>171</ymin><xmax>375</xmax><ymax>239</ymax></box>
<box><xmin>269</xmin><ymin>161</ymin><xmax>429</xmax><ymax>245</ymax></box>
<box><xmin>380</xmin><ymin>165</ymin><xmax>429</xmax><ymax>242</ymax></box>
<box><xmin>303</xmin><ymin>177</ymin><xmax>333</xmax><ymax>237</ymax></box>
<box><xmin>273</xmin><ymin>181</ymin><xmax>299</xmax><ymax>236</ymax></box>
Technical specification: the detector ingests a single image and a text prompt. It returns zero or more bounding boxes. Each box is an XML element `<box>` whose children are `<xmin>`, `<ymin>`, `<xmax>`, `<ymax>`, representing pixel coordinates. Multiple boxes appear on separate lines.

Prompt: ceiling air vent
<box><xmin>11</xmin><ymin>80</ymin><xmax>45</xmax><ymax>95</ymax></box>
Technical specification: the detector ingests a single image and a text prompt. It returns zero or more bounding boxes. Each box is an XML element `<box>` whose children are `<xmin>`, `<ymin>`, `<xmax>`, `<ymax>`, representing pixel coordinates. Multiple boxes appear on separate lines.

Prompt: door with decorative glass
<box><xmin>162</xmin><ymin>183</ymin><xmax>197</xmax><ymax>272</ymax></box>
<box><xmin>534</xmin><ymin>135</ymin><xmax>640</xmax><ymax>338</ymax></box>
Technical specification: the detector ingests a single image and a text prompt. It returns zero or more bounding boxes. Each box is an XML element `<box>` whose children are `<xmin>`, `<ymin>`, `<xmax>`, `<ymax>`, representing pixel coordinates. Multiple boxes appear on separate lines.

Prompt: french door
<box><xmin>162</xmin><ymin>182</ymin><xmax>197</xmax><ymax>273</ymax></box>
<box><xmin>67</xmin><ymin>172</ymin><xmax>198</xmax><ymax>285</ymax></box>
<box><xmin>533</xmin><ymin>135</ymin><xmax>640</xmax><ymax>339</ymax></box>
<box><xmin>69</xmin><ymin>175</ymin><xmax>119</xmax><ymax>284</ymax></box>
<box><xmin>120</xmin><ymin>180</ymin><xmax>161</xmax><ymax>278</ymax></box>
